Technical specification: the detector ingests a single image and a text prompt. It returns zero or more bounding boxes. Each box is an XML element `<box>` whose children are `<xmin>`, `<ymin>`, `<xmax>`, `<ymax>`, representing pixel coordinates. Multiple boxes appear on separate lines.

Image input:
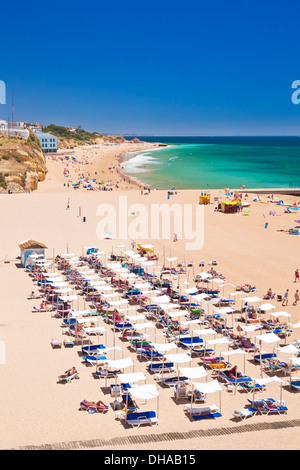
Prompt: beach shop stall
<box><xmin>19</xmin><ymin>239</ymin><xmax>48</xmax><ymax>267</ymax></box>
<box><xmin>218</xmin><ymin>201</ymin><xmax>241</xmax><ymax>214</ymax></box>
<box><xmin>199</xmin><ymin>194</ymin><xmax>210</xmax><ymax>205</ymax></box>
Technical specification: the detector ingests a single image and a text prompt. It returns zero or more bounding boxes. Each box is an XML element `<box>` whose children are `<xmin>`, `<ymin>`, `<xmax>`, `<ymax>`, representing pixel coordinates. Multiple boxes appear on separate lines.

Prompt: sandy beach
<box><xmin>40</xmin><ymin>141</ymin><xmax>162</xmax><ymax>193</ymax></box>
<box><xmin>1</xmin><ymin>142</ymin><xmax>300</xmax><ymax>451</ymax></box>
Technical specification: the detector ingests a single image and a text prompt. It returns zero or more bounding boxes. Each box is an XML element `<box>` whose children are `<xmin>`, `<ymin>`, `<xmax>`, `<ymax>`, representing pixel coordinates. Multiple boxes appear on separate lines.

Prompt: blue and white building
<box><xmin>35</xmin><ymin>131</ymin><xmax>57</xmax><ymax>153</ymax></box>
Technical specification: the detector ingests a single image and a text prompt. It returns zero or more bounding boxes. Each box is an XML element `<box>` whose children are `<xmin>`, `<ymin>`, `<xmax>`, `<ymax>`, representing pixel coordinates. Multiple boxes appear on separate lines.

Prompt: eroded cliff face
<box><xmin>0</xmin><ymin>132</ymin><xmax>47</xmax><ymax>193</ymax></box>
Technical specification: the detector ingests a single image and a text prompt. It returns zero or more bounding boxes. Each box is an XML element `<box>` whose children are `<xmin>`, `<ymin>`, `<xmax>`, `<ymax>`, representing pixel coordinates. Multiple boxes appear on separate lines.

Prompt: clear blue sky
<box><xmin>1</xmin><ymin>0</ymin><xmax>300</xmax><ymax>135</ymax></box>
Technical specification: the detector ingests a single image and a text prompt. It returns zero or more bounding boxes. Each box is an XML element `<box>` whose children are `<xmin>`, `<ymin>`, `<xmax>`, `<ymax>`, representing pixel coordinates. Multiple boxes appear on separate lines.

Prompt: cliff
<box><xmin>0</xmin><ymin>131</ymin><xmax>47</xmax><ymax>193</ymax></box>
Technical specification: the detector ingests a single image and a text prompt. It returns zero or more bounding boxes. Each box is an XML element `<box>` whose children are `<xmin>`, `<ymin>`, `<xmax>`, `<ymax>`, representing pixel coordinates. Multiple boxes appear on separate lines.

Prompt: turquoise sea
<box><xmin>121</xmin><ymin>136</ymin><xmax>300</xmax><ymax>190</ymax></box>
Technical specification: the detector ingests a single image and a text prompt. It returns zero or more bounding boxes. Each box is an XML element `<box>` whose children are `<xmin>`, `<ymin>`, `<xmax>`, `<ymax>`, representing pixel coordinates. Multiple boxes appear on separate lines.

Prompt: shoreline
<box><xmin>116</xmin><ymin>145</ymin><xmax>174</xmax><ymax>190</ymax></box>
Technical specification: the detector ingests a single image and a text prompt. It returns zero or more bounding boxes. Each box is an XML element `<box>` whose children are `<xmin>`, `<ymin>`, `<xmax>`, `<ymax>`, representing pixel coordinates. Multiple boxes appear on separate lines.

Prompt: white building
<box><xmin>0</xmin><ymin>120</ymin><xmax>29</xmax><ymax>139</ymax></box>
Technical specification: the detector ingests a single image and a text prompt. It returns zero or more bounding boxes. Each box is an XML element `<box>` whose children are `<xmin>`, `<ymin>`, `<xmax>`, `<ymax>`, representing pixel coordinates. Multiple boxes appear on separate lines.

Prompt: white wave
<box><xmin>121</xmin><ymin>152</ymin><xmax>161</xmax><ymax>174</ymax></box>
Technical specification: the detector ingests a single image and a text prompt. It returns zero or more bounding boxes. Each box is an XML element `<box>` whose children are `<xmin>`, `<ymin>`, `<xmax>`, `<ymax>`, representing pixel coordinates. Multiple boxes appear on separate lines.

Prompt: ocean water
<box><xmin>121</xmin><ymin>136</ymin><xmax>300</xmax><ymax>189</ymax></box>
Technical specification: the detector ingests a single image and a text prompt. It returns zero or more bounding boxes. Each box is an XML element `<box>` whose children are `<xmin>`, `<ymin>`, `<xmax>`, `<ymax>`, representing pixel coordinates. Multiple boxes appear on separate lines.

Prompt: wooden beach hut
<box><xmin>19</xmin><ymin>240</ymin><xmax>48</xmax><ymax>267</ymax></box>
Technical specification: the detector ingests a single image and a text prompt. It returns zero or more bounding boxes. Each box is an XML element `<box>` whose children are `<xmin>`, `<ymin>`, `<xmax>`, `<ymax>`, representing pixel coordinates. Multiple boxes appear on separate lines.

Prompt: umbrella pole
<box><xmin>190</xmin><ymin>383</ymin><xmax>194</xmax><ymax>417</ymax></box>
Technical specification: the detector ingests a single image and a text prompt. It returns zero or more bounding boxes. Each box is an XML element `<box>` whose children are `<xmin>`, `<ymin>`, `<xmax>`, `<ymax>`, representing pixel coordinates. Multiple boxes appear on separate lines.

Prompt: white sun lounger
<box><xmin>184</xmin><ymin>404</ymin><xmax>218</xmax><ymax>415</ymax></box>
<box><xmin>232</xmin><ymin>408</ymin><xmax>257</xmax><ymax>420</ymax></box>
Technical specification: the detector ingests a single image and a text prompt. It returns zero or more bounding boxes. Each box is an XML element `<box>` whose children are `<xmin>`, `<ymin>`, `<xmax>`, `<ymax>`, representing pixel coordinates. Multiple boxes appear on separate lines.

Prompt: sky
<box><xmin>1</xmin><ymin>0</ymin><xmax>300</xmax><ymax>135</ymax></box>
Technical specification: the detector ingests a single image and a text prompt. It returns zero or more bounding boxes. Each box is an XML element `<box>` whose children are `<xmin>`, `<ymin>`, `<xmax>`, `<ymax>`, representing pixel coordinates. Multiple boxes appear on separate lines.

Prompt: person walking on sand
<box><xmin>282</xmin><ymin>289</ymin><xmax>289</xmax><ymax>306</ymax></box>
<box><xmin>295</xmin><ymin>269</ymin><xmax>299</xmax><ymax>283</ymax></box>
<box><xmin>293</xmin><ymin>290</ymin><xmax>299</xmax><ymax>306</ymax></box>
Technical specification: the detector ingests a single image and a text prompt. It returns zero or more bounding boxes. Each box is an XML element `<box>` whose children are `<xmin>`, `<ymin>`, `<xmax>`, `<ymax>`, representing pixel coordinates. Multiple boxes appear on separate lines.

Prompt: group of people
<box><xmin>282</xmin><ymin>288</ymin><xmax>299</xmax><ymax>306</ymax></box>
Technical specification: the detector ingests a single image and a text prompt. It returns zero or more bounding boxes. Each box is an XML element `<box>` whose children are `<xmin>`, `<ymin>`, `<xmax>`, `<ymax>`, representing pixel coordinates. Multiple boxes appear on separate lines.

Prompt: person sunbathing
<box><xmin>58</xmin><ymin>367</ymin><xmax>78</xmax><ymax>379</ymax></box>
<box><xmin>225</xmin><ymin>366</ymin><xmax>242</xmax><ymax>380</ymax></box>
<box><xmin>82</xmin><ymin>399</ymin><xmax>108</xmax><ymax>409</ymax></box>
<box><xmin>95</xmin><ymin>400</ymin><xmax>108</xmax><ymax>409</ymax></box>
<box><xmin>97</xmin><ymin>367</ymin><xmax>121</xmax><ymax>376</ymax></box>
<box><xmin>265</xmin><ymin>288</ymin><xmax>273</xmax><ymax>298</ymax></box>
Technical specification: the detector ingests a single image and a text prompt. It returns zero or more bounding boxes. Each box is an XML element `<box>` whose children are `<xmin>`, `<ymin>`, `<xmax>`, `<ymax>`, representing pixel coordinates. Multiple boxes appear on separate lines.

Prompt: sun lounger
<box><xmin>219</xmin><ymin>371</ymin><xmax>252</xmax><ymax>384</ymax></box>
<box><xmin>121</xmin><ymin>394</ymin><xmax>138</xmax><ymax>411</ymax></box>
<box><xmin>232</xmin><ymin>408</ymin><xmax>257</xmax><ymax>420</ymax></box>
<box><xmin>126</xmin><ymin>411</ymin><xmax>159</xmax><ymax>428</ymax></box>
<box><xmin>179</xmin><ymin>337</ymin><xmax>204</xmax><ymax>349</ymax></box>
<box><xmin>82</xmin><ymin>355</ymin><xmax>107</xmax><ymax>365</ymax></box>
<box><xmin>63</xmin><ymin>337</ymin><xmax>74</xmax><ymax>347</ymax></box>
<box><xmin>110</xmin><ymin>384</ymin><xmax>123</xmax><ymax>396</ymax></box>
<box><xmin>161</xmin><ymin>375</ymin><xmax>189</xmax><ymax>387</ymax></box>
<box><xmin>206</xmin><ymin>361</ymin><xmax>231</xmax><ymax>370</ymax></box>
<box><xmin>148</xmin><ymin>362</ymin><xmax>175</xmax><ymax>374</ymax></box>
<box><xmin>139</xmin><ymin>349</ymin><xmax>164</xmax><ymax>360</ymax></box>
<box><xmin>115</xmin><ymin>323</ymin><xmax>134</xmax><ymax>331</ymax></box>
<box><xmin>62</xmin><ymin>317</ymin><xmax>77</xmax><ymax>326</ymax></box>
<box><xmin>247</xmin><ymin>398</ymin><xmax>288</xmax><ymax>415</ymax></box>
<box><xmin>81</xmin><ymin>344</ymin><xmax>105</xmax><ymax>355</ymax></box>
<box><xmin>32</xmin><ymin>305</ymin><xmax>54</xmax><ymax>312</ymax></box>
<box><xmin>58</xmin><ymin>371</ymin><xmax>79</xmax><ymax>383</ymax></box>
<box><xmin>184</xmin><ymin>404</ymin><xmax>221</xmax><ymax>419</ymax></box>
<box><xmin>239</xmin><ymin>382</ymin><xmax>266</xmax><ymax>393</ymax></box>
<box><xmin>80</xmin><ymin>399</ymin><xmax>109</xmax><ymax>413</ymax></box>
<box><xmin>254</xmin><ymin>353</ymin><xmax>277</xmax><ymax>364</ymax></box>
<box><xmin>51</xmin><ymin>339</ymin><xmax>62</xmax><ymax>348</ymax></box>
<box><xmin>291</xmin><ymin>380</ymin><xmax>300</xmax><ymax>391</ymax></box>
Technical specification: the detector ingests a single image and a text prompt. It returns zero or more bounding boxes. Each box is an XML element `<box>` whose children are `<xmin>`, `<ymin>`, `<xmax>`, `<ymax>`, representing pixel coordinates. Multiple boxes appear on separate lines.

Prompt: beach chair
<box><xmin>51</xmin><ymin>339</ymin><xmax>62</xmax><ymax>348</ymax></box>
<box><xmin>254</xmin><ymin>353</ymin><xmax>277</xmax><ymax>364</ymax></box>
<box><xmin>126</xmin><ymin>411</ymin><xmax>159</xmax><ymax>428</ymax></box>
<box><xmin>174</xmin><ymin>383</ymin><xmax>188</xmax><ymax>401</ymax></box>
<box><xmin>58</xmin><ymin>370</ymin><xmax>79</xmax><ymax>383</ymax></box>
<box><xmin>206</xmin><ymin>361</ymin><xmax>231</xmax><ymax>371</ymax></box>
<box><xmin>239</xmin><ymin>382</ymin><xmax>266</xmax><ymax>393</ymax></box>
<box><xmin>219</xmin><ymin>370</ymin><xmax>252</xmax><ymax>385</ymax></box>
<box><xmin>80</xmin><ymin>399</ymin><xmax>109</xmax><ymax>413</ymax></box>
<box><xmin>179</xmin><ymin>336</ymin><xmax>204</xmax><ymax>349</ymax></box>
<box><xmin>81</xmin><ymin>344</ymin><xmax>105</xmax><ymax>355</ymax></box>
<box><xmin>148</xmin><ymin>362</ymin><xmax>175</xmax><ymax>374</ymax></box>
<box><xmin>63</xmin><ymin>337</ymin><xmax>74</xmax><ymax>348</ymax></box>
<box><xmin>184</xmin><ymin>404</ymin><xmax>221</xmax><ymax>420</ymax></box>
<box><xmin>82</xmin><ymin>355</ymin><xmax>107</xmax><ymax>365</ymax></box>
<box><xmin>121</xmin><ymin>394</ymin><xmax>138</xmax><ymax>411</ymax></box>
<box><xmin>139</xmin><ymin>349</ymin><xmax>164</xmax><ymax>360</ymax></box>
<box><xmin>110</xmin><ymin>384</ymin><xmax>123</xmax><ymax>396</ymax></box>
<box><xmin>247</xmin><ymin>398</ymin><xmax>288</xmax><ymax>415</ymax></box>
<box><xmin>32</xmin><ymin>305</ymin><xmax>54</xmax><ymax>313</ymax></box>
<box><xmin>161</xmin><ymin>375</ymin><xmax>189</xmax><ymax>388</ymax></box>
<box><xmin>232</xmin><ymin>408</ymin><xmax>257</xmax><ymax>420</ymax></box>
<box><xmin>291</xmin><ymin>380</ymin><xmax>300</xmax><ymax>391</ymax></box>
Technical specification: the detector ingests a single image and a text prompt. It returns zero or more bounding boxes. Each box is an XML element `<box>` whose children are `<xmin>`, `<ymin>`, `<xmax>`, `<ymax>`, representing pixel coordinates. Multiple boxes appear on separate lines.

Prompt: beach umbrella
<box><xmin>255</xmin><ymin>332</ymin><xmax>281</xmax><ymax>377</ymax></box>
<box><xmin>221</xmin><ymin>349</ymin><xmax>247</xmax><ymax>392</ymax></box>
<box><xmin>164</xmin><ymin>352</ymin><xmax>192</xmax><ymax>387</ymax></box>
<box><xmin>191</xmin><ymin>379</ymin><xmax>223</xmax><ymax>414</ymax></box>
<box><xmin>252</xmin><ymin>375</ymin><xmax>285</xmax><ymax>405</ymax></box>
<box><xmin>288</xmin><ymin>357</ymin><xmax>300</xmax><ymax>389</ymax></box>
<box><xmin>178</xmin><ymin>365</ymin><xmax>207</xmax><ymax>405</ymax></box>
<box><xmin>128</xmin><ymin>384</ymin><xmax>160</xmax><ymax>419</ymax></box>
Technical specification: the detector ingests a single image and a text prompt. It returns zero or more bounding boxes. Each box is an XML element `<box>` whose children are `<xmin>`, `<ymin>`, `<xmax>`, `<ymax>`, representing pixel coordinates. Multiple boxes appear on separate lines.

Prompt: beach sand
<box><xmin>0</xmin><ymin>143</ymin><xmax>300</xmax><ymax>451</ymax></box>
<box><xmin>40</xmin><ymin>141</ymin><xmax>161</xmax><ymax>193</ymax></box>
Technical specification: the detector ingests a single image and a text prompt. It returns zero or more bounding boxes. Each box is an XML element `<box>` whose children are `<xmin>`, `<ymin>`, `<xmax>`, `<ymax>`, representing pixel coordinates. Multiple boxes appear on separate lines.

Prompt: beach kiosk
<box><xmin>218</xmin><ymin>200</ymin><xmax>240</xmax><ymax>214</ymax></box>
<box><xmin>19</xmin><ymin>239</ymin><xmax>48</xmax><ymax>267</ymax></box>
<box><xmin>199</xmin><ymin>194</ymin><xmax>210</xmax><ymax>205</ymax></box>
